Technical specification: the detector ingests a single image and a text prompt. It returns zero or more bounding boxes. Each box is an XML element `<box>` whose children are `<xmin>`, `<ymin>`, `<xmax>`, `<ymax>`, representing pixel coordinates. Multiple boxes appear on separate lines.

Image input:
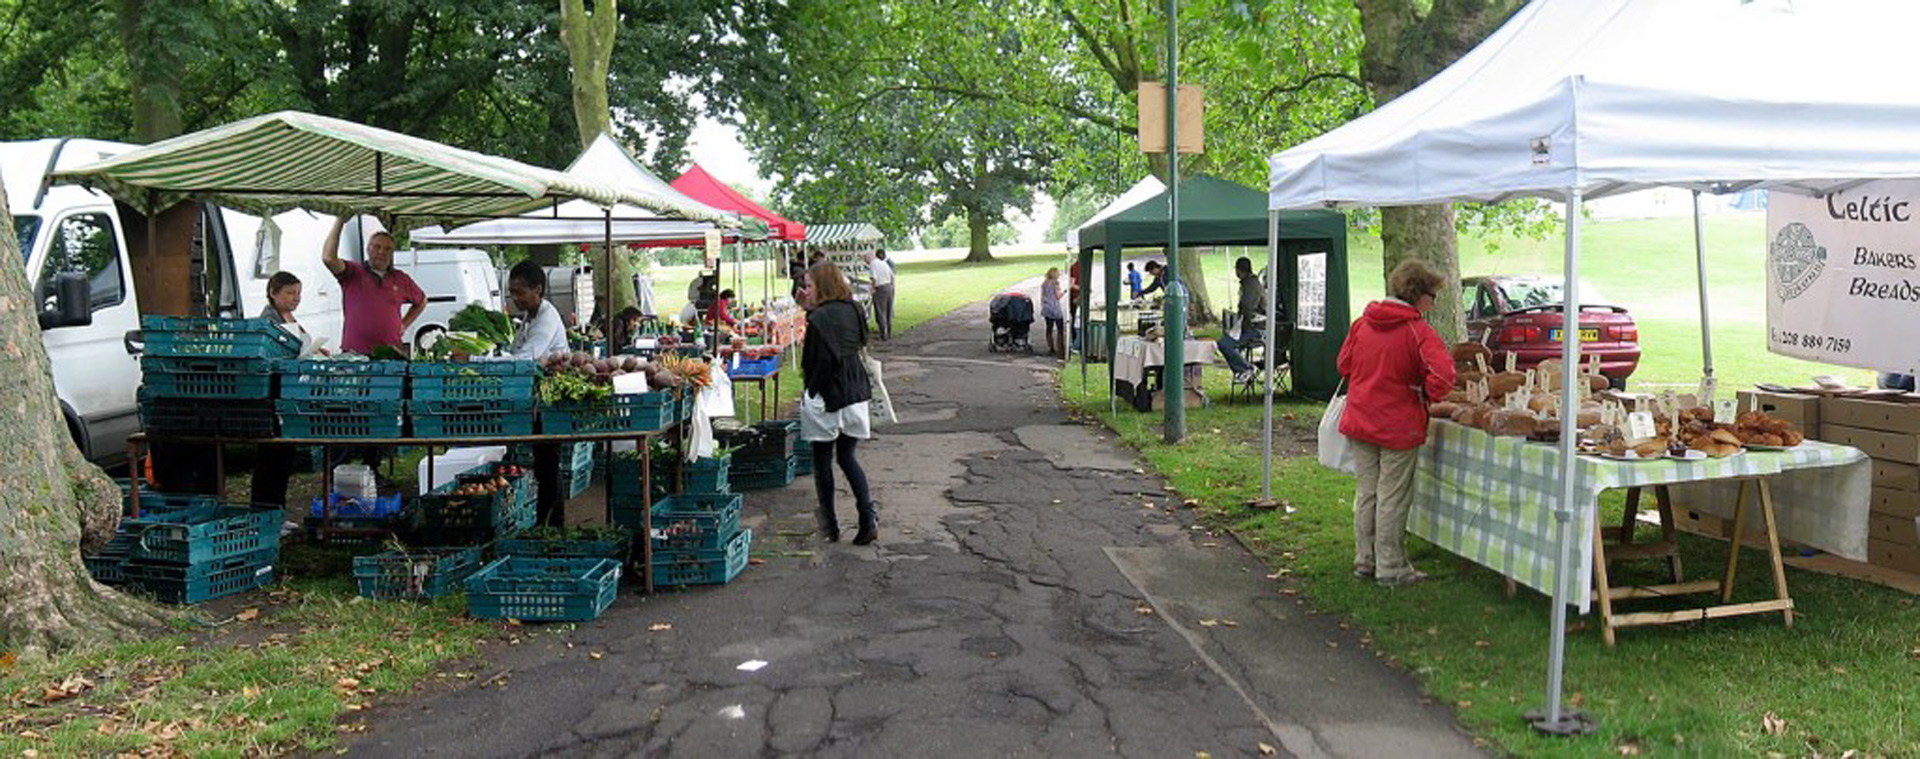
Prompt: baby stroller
<box><xmin>988</xmin><ymin>292</ymin><xmax>1035</xmax><ymax>353</ymax></box>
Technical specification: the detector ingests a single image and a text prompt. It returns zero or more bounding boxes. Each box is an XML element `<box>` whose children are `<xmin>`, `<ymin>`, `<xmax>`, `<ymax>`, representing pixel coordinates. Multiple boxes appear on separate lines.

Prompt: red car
<box><xmin>1462</xmin><ymin>276</ymin><xmax>1641</xmax><ymax>388</ymax></box>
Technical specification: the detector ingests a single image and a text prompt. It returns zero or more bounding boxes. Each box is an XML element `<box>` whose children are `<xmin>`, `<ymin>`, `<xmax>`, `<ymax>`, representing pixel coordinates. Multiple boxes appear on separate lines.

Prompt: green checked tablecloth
<box><xmin>1407</xmin><ymin>420</ymin><xmax>1871</xmax><ymax>613</ymax></box>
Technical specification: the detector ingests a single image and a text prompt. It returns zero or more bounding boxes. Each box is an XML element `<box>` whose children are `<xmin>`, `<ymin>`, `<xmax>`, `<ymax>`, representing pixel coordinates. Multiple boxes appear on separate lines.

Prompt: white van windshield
<box><xmin>15</xmin><ymin>214</ymin><xmax>38</xmax><ymax>261</ymax></box>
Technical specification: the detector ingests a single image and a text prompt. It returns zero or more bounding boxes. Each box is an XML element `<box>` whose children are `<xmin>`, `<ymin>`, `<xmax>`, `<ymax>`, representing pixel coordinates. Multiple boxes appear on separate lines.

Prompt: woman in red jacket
<box><xmin>1336</xmin><ymin>259</ymin><xmax>1456</xmax><ymax>587</ymax></box>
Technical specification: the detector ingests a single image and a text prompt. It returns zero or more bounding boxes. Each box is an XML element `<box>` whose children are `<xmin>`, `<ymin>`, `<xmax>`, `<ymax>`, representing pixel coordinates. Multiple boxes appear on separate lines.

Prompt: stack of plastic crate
<box><xmin>413</xmin><ymin>464</ymin><xmax>536</xmax><ymax>545</ymax></box>
<box><xmin>352</xmin><ymin>544</ymin><xmax>489</xmax><ymax>601</ymax></box>
<box><xmin>138</xmin><ymin>316</ymin><xmax>296</xmax><ymax>438</ymax></box>
<box><xmin>643</xmin><ymin>492</ymin><xmax>751</xmax><ymax>587</ymax></box>
<box><xmin>725</xmin><ymin>420</ymin><xmax>798</xmax><ymax>490</ymax></box>
<box><xmin>87</xmin><ymin>500</ymin><xmax>281</xmax><ymax>604</ymax></box>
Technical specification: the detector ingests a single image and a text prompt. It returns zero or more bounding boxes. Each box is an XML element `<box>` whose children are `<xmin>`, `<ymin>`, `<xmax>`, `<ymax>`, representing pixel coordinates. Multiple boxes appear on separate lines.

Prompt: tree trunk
<box><xmin>963</xmin><ymin>207</ymin><xmax>995</xmax><ymax>263</ymax></box>
<box><xmin>0</xmin><ymin>186</ymin><xmax>175</xmax><ymax>658</ymax></box>
<box><xmin>117</xmin><ymin>0</ymin><xmax>185</xmax><ymax>143</ymax></box>
<box><xmin>559</xmin><ymin>0</ymin><xmax>617</xmax><ymax>149</ymax></box>
<box><xmin>1176</xmin><ymin>250</ymin><xmax>1213</xmax><ymax>325</ymax></box>
<box><xmin>1381</xmin><ymin>205</ymin><xmax>1464</xmax><ymax>343</ymax></box>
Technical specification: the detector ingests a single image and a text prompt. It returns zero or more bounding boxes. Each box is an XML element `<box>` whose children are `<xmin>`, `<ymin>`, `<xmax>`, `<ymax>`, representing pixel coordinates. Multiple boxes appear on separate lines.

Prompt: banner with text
<box><xmin>1766</xmin><ymin>181</ymin><xmax>1920</xmax><ymax>375</ymax></box>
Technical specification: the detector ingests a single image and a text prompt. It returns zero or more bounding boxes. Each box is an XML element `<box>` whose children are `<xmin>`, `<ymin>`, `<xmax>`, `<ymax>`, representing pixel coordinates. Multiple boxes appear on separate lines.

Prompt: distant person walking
<box><xmin>1336</xmin><ymin>259</ymin><xmax>1456</xmax><ymax>587</ymax></box>
<box><xmin>1040</xmin><ymin>267</ymin><xmax>1066</xmax><ymax>358</ymax></box>
<box><xmin>868</xmin><ymin>249</ymin><xmax>896</xmax><ymax>340</ymax></box>
<box><xmin>800</xmin><ymin>263</ymin><xmax>879</xmax><ymax>545</ymax></box>
<box><xmin>1126</xmin><ymin>261</ymin><xmax>1144</xmax><ymax>299</ymax></box>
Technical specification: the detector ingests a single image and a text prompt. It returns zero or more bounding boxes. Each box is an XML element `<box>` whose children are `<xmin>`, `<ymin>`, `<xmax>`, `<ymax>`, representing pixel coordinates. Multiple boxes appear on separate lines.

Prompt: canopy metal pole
<box><xmin>1160</xmin><ymin>0</ymin><xmax>1186</xmax><ymax>444</ymax></box>
<box><xmin>1692</xmin><ymin>190</ymin><xmax>1714</xmax><ymax>378</ymax></box>
<box><xmin>1531</xmin><ymin>187</ymin><xmax>1596</xmax><ymax>736</ymax></box>
<box><xmin>1261</xmin><ymin>210</ymin><xmax>1279</xmax><ymax>500</ymax></box>
<box><xmin>1106</xmin><ymin>243</ymin><xmax>1120</xmax><ymax>415</ymax></box>
<box><xmin>604</xmin><ymin>208</ymin><xmax>614</xmax><ymax>355</ymax></box>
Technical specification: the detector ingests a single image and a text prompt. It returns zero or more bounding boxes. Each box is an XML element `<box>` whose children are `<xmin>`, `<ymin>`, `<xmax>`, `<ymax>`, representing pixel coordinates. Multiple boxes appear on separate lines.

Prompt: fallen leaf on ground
<box><xmin>1135</xmin><ymin>603</ymin><xmax>1156</xmax><ymax>616</ymax></box>
<box><xmin>747</xmin><ymin>558</ymin><xmax>767</xmax><ymax>566</ymax></box>
<box><xmin>1472</xmin><ymin>640</ymin><xmax>1491</xmax><ymax>649</ymax></box>
<box><xmin>1569</xmin><ymin>692</ymin><xmax>1586</xmax><ymax>707</ymax></box>
<box><xmin>1199</xmin><ymin>619</ymin><xmax>1219</xmax><ymax>627</ymax></box>
<box><xmin>235</xmin><ymin>608</ymin><xmax>260</xmax><ymax>622</ymax></box>
<box><xmin>1325</xmin><ymin>640</ymin><xmax>1339</xmax><ymax>649</ymax></box>
<box><xmin>1616</xmin><ymin>740</ymin><xmax>1642</xmax><ymax>756</ymax></box>
<box><xmin>589</xmin><ymin>651</ymin><xmax>604</xmax><ymax>661</ymax></box>
<box><xmin>648</xmin><ymin>623</ymin><xmax>673</xmax><ymax>632</ymax></box>
<box><xmin>1280</xmin><ymin>589</ymin><xmax>1299</xmax><ymax>596</ymax></box>
<box><xmin>0</xmin><ymin>652</ymin><xmax>16</xmax><ymax>671</ymax></box>
<box><xmin>1258</xmin><ymin>743</ymin><xmax>1277</xmax><ymax>756</ymax></box>
<box><xmin>1761</xmin><ymin>712</ymin><xmax>1787</xmax><ymax>735</ymax></box>
<box><xmin>1220</xmin><ymin>620</ymin><xmax>1239</xmax><ymax>628</ymax></box>
<box><xmin>1265</xmin><ymin>571</ymin><xmax>1290</xmax><ymax>580</ymax></box>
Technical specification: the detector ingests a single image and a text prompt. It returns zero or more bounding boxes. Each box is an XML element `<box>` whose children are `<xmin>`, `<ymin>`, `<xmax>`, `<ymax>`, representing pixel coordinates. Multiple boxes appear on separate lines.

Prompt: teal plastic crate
<box><xmin>277</xmin><ymin>398</ymin><xmax>405</xmax><ymax>439</ymax></box>
<box><xmin>540</xmin><ymin>392</ymin><xmax>675</xmax><ymax>434</ymax></box>
<box><xmin>647</xmin><ymin>493</ymin><xmax>742</xmax><ymax>551</ymax></box>
<box><xmin>465</xmin><ymin>557</ymin><xmax>621</xmax><ymax>622</ymax></box>
<box><xmin>83</xmin><ymin>534</ymin><xmax>137</xmax><ymax>585</ymax></box>
<box><xmin>791</xmin><ymin>450</ymin><xmax>814</xmax><ymax>477</ymax></box>
<box><xmin>651</xmin><ymin>528</ymin><xmax>750</xmax><ymax>587</ymax></box>
<box><xmin>408</xmin><ymin>399</ymin><xmax>537</xmax><ymax>438</ymax></box>
<box><xmin>687</xmin><ymin>457</ymin><xmax>731</xmax><ymax>493</ymax></box>
<box><xmin>140</xmin><ymin>316</ymin><xmax>300</xmax><ymax>359</ymax></box>
<box><xmin>141</xmin><ymin>356</ymin><xmax>276</xmax><ymax>399</ymax></box>
<box><xmin>352</xmin><ymin>545</ymin><xmax>488</xmax><ymax>601</ymax></box>
<box><xmin>496</xmin><ymin>529</ymin><xmax>631</xmax><ymax>562</ymax></box>
<box><xmin>122</xmin><ymin>502</ymin><xmax>281</xmax><ymax>565</ymax></box>
<box><xmin>731</xmin><ymin>457</ymin><xmax>796</xmax><ymax>491</ymax></box>
<box><xmin>557</xmin><ymin>441</ymin><xmax>595</xmax><ymax>498</ymax></box>
<box><xmin>122</xmin><ymin>548</ymin><xmax>277</xmax><ymax>604</ymax></box>
<box><xmin>410</xmin><ymin>361</ymin><xmax>539</xmax><ymax>401</ymax></box>
<box><xmin>278</xmin><ymin>359</ymin><xmax>409</xmax><ymax>401</ymax></box>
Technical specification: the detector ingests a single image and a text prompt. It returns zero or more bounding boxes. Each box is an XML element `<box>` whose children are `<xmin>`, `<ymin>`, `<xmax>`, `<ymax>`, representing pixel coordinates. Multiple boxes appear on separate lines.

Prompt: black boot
<box><xmin>818</xmin><ymin>509</ymin><xmax>841</xmax><ymax>543</ymax></box>
<box><xmin>851</xmin><ymin>512</ymin><xmax>877</xmax><ymax>546</ymax></box>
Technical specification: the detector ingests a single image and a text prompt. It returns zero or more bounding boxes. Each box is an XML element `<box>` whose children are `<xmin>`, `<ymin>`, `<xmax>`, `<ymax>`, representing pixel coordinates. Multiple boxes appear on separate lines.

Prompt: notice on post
<box><xmin>1298</xmin><ymin>252</ymin><xmax>1327</xmax><ymax>333</ymax></box>
<box><xmin>1766</xmin><ymin>181</ymin><xmax>1920</xmax><ymax>375</ymax></box>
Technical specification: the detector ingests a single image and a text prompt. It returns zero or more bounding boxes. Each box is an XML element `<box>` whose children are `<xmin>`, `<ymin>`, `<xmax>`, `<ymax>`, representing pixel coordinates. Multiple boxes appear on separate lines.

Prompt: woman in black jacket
<box><xmin>800</xmin><ymin>263</ymin><xmax>878</xmax><ymax>544</ymax></box>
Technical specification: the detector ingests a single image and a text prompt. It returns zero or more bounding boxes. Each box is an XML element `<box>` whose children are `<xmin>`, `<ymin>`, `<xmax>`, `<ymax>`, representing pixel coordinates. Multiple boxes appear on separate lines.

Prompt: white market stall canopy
<box><xmin>410</xmin><ymin>133</ymin><xmax>746</xmax><ymax>246</ymax></box>
<box><xmin>1267</xmin><ymin>0</ymin><xmax>1920</xmax><ymax>210</ymax></box>
<box><xmin>1067</xmin><ymin>176</ymin><xmax>1163</xmax><ymax>250</ymax></box>
<box><xmin>806</xmin><ymin>222</ymin><xmax>883</xmax><ymax>248</ymax></box>
<box><xmin>49</xmin><ymin>111</ymin><xmax>734</xmax><ymax>231</ymax></box>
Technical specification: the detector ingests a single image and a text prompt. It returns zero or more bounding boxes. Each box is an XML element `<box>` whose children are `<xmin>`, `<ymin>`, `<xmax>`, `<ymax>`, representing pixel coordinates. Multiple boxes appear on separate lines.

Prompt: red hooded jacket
<box><xmin>1336</xmin><ymin>300</ymin><xmax>1456</xmax><ymax>450</ymax></box>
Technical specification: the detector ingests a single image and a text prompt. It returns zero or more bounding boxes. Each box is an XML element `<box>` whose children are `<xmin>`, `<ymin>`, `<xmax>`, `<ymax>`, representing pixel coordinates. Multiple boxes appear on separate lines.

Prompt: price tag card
<box><xmin>1716</xmin><ymin>399</ymin><xmax>1738</xmax><ymax>422</ymax></box>
<box><xmin>1627</xmin><ymin>411</ymin><xmax>1657</xmax><ymax>442</ymax></box>
<box><xmin>1699</xmin><ymin>375</ymin><xmax>1719</xmax><ymax>403</ymax></box>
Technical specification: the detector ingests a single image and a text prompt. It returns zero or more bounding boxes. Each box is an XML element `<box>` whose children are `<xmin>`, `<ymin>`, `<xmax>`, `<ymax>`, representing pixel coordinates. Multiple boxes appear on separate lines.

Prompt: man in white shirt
<box><xmin>868</xmin><ymin>248</ymin><xmax>896</xmax><ymax>340</ymax></box>
<box><xmin>507</xmin><ymin>260</ymin><xmax>570</xmax><ymax>360</ymax></box>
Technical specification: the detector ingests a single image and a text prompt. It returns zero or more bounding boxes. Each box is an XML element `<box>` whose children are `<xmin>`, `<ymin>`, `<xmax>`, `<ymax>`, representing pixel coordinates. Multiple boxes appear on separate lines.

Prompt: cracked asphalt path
<box><xmin>339</xmin><ymin>285</ymin><xmax>1481</xmax><ymax>758</ymax></box>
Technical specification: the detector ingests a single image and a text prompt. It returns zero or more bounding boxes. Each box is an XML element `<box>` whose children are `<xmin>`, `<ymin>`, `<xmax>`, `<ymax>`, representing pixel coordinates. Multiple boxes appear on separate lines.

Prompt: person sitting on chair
<box><xmin>1218</xmin><ymin>256</ymin><xmax>1276</xmax><ymax>383</ymax></box>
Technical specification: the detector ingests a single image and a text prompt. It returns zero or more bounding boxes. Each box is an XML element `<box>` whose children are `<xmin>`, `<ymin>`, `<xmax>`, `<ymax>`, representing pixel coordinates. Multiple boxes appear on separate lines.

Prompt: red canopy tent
<box><xmin>671</xmin><ymin>163</ymin><xmax>806</xmax><ymax>241</ymax></box>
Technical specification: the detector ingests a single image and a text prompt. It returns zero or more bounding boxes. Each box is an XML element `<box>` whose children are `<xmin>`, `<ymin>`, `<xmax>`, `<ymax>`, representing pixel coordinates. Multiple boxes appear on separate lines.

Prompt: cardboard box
<box><xmin>1874</xmin><ymin>459</ymin><xmax>1920</xmax><ymax>492</ymax></box>
<box><xmin>1823</xmin><ymin>424</ymin><xmax>1920</xmax><ymax>464</ymax></box>
<box><xmin>1872</xmin><ymin>487</ymin><xmax>1920</xmax><ymax>519</ymax></box>
<box><xmin>1820</xmin><ymin>396</ymin><xmax>1920</xmax><ymax>435</ymax></box>
<box><xmin>1870</xmin><ymin>513</ymin><xmax>1920</xmax><ymax>547</ymax></box>
<box><xmin>1868</xmin><ymin>538</ymin><xmax>1920</xmax><ymax>575</ymax></box>
<box><xmin>1739</xmin><ymin>390</ymin><xmax>1821</xmax><ymax>431</ymax></box>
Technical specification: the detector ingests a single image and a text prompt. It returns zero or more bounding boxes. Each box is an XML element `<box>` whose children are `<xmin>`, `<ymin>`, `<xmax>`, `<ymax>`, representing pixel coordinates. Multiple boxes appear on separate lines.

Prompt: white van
<box><xmin>394</xmin><ymin>248</ymin><xmax>504</xmax><ymax>351</ymax></box>
<box><xmin>2</xmin><ymin>138</ymin><xmax>344</xmax><ymax>463</ymax></box>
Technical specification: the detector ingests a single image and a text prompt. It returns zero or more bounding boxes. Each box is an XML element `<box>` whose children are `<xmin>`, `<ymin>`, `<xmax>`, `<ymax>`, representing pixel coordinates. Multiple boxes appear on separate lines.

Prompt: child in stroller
<box><xmin>988</xmin><ymin>292</ymin><xmax>1035</xmax><ymax>353</ymax></box>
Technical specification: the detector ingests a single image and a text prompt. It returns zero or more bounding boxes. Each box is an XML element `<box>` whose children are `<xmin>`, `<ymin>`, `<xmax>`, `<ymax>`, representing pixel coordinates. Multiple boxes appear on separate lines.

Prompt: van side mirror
<box><xmin>39</xmin><ymin>272</ymin><xmax>92</xmax><ymax>329</ymax></box>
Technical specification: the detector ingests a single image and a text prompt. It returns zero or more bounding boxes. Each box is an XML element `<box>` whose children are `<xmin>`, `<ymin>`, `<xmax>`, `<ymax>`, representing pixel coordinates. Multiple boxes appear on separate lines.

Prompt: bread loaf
<box><xmin>1429</xmin><ymin>401</ymin><xmax>1460</xmax><ymax>419</ymax></box>
<box><xmin>1489</xmin><ymin>408</ymin><xmax>1538</xmax><ymax>438</ymax></box>
<box><xmin>1452</xmin><ymin>343</ymin><xmax>1491</xmax><ymax>363</ymax></box>
<box><xmin>1488</xmin><ymin>372</ymin><xmax>1527</xmax><ymax>397</ymax></box>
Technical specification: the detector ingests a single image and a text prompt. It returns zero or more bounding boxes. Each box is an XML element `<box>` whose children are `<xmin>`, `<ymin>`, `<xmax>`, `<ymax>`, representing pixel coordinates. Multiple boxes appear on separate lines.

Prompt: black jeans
<box><xmin>251</xmin><ymin>444</ymin><xmax>296</xmax><ymax>507</ymax></box>
<box><xmin>533</xmin><ymin>443</ymin><xmax>563</xmax><ymax>527</ymax></box>
<box><xmin>812</xmin><ymin>436</ymin><xmax>875</xmax><ymax>532</ymax></box>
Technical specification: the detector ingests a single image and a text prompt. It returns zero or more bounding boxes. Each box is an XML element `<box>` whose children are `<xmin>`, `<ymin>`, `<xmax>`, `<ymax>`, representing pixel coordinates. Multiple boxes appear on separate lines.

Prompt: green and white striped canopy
<box><xmin>806</xmin><ymin>222</ymin><xmax>883</xmax><ymax>248</ymax></box>
<box><xmin>49</xmin><ymin>111</ymin><xmax>734</xmax><ymax>231</ymax></box>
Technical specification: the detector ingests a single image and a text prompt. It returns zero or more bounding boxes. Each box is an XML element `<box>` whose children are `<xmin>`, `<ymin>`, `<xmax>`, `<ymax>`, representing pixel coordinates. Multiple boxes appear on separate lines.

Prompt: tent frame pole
<box><xmin>1530</xmin><ymin>187</ymin><xmax>1597</xmax><ymax>736</ymax></box>
<box><xmin>1262</xmin><ymin>210</ymin><xmax>1279</xmax><ymax>500</ymax></box>
<box><xmin>1160</xmin><ymin>0</ymin><xmax>1186</xmax><ymax>444</ymax></box>
<box><xmin>1692</xmin><ymin>190</ymin><xmax>1714</xmax><ymax>379</ymax></box>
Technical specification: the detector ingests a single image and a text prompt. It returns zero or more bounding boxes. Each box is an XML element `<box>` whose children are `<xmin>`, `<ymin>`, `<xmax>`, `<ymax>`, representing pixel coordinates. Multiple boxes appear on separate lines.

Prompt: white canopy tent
<box><xmin>1265</xmin><ymin>0</ymin><xmax>1920</xmax><ymax>735</ymax></box>
<box><xmin>410</xmin><ymin>133</ymin><xmax>734</xmax><ymax>246</ymax></box>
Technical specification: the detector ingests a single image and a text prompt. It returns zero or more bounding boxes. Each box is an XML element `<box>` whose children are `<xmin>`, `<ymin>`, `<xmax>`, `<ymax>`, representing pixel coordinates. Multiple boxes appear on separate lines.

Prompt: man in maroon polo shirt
<box><xmin>323</xmin><ymin>217</ymin><xmax>426</xmax><ymax>355</ymax></box>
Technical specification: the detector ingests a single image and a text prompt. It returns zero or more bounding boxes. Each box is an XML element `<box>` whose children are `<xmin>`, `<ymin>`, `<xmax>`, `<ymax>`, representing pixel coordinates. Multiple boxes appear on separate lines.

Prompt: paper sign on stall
<box><xmin>1767</xmin><ymin>180</ymin><xmax>1920</xmax><ymax>375</ymax></box>
<box><xmin>1626</xmin><ymin>411</ymin><xmax>1657</xmax><ymax>442</ymax></box>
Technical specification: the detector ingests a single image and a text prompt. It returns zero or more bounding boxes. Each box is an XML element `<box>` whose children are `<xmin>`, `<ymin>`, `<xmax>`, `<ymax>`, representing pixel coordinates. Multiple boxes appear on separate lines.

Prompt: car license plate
<box><xmin>1549</xmin><ymin>328</ymin><xmax>1601</xmax><ymax>342</ymax></box>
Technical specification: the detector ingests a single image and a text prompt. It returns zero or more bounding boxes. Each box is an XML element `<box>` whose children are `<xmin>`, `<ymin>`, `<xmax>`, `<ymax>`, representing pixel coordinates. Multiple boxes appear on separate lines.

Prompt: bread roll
<box><xmin>1632</xmin><ymin>439</ymin><xmax>1666</xmax><ymax>458</ymax></box>
<box><xmin>1489</xmin><ymin>372</ymin><xmax>1527</xmax><ymax>397</ymax></box>
<box><xmin>1489</xmin><ymin>408</ymin><xmax>1538</xmax><ymax>438</ymax></box>
<box><xmin>1710</xmin><ymin>428</ymin><xmax>1741</xmax><ymax>446</ymax></box>
<box><xmin>1451</xmin><ymin>404</ymin><xmax>1479</xmax><ymax>425</ymax></box>
<box><xmin>1576</xmin><ymin>409</ymin><xmax>1602</xmax><ymax>427</ymax></box>
<box><xmin>1429</xmin><ymin>401</ymin><xmax>1460</xmax><ymax>419</ymax></box>
<box><xmin>1471</xmin><ymin>406</ymin><xmax>1498</xmax><ymax>431</ymax></box>
<box><xmin>1445</xmin><ymin>390</ymin><xmax>1470</xmax><ymax>404</ymax></box>
<box><xmin>1452</xmin><ymin>343</ymin><xmax>1491</xmax><ymax>363</ymax></box>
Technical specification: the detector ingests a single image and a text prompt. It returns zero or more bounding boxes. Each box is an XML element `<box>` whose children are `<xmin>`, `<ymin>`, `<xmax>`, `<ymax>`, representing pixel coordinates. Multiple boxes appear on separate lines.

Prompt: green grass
<box><xmin>0</xmin><ymin>546</ymin><xmax>499</xmax><ymax>757</ymax></box>
<box><xmin>1061</xmin><ymin>365</ymin><xmax>1920</xmax><ymax>757</ymax></box>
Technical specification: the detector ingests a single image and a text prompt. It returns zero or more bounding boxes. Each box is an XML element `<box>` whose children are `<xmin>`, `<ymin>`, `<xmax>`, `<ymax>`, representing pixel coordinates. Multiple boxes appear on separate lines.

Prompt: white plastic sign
<box><xmin>1767</xmin><ymin>180</ymin><xmax>1920</xmax><ymax>375</ymax></box>
<box><xmin>1627</xmin><ymin>411</ymin><xmax>1657</xmax><ymax>442</ymax></box>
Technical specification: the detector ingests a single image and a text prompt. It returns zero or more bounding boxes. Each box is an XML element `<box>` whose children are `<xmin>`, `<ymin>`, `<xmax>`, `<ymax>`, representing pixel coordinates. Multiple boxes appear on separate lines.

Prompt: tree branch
<box><xmin>1258</xmin><ymin>71</ymin><xmax>1366</xmax><ymax>105</ymax></box>
<box><xmin>837</xmin><ymin>82</ymin><xmax>1132</xmax><ymax>135</ymax></box>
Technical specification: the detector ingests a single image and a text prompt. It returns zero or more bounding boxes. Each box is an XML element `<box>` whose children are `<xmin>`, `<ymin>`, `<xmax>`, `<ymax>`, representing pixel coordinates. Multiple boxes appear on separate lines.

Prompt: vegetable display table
<box><xmin>1409</xmin><ymin>420</ymin><xmax>1871</xmax><ymax>644</ymax></box>
<box><xmin>729</xmin><ymin>367</ymin><xmax>781</xmax><ymax>424</ymax></box>
<box><xmin>128</xmin><ymin>423</ymin><xmax>682</xmax><ymax>593</ymax></box>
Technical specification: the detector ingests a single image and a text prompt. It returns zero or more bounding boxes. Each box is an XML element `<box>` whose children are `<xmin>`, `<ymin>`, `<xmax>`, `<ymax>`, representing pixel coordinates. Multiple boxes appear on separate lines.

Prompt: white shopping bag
<box><xmin>701</xmin><ymin>363</ymin><xmax>736</xmax><ymax>417</ymax></box>
<box><xmin>862</xmin><ymin>349</ymin><xmax>897</xmax><ymax>424</ymax></box>
<box><xmin>1317</xmin><ymin>382</ymin><xmax>1355</xmax><ymax>474</ymax></box>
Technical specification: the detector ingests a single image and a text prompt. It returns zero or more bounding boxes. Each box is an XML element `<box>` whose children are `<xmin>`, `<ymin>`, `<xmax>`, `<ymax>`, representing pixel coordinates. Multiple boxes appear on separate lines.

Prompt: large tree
<box><xmin>1351</xmin><ymin>0</ymin><xmax>1522</xmax><ymax>341</ymax></box>
<box><xmin>0</xmin><ymin>186</ymin><xmax>172</xmax><ymax>656</ymax></box>
<box><xmin>739</xmin><ymin>0</ymin><xmax>1096</xmax><ymax>263</ymax></box>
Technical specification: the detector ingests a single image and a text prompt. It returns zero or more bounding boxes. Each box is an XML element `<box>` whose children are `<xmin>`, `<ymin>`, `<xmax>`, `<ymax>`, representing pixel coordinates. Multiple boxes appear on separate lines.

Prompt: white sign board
<box><xmin>704</xmin><ymin>229</ymin><xmax>723</xmax><ymax>268</ymax></box>
<box><xmin>1767</xmin><ymin>181</ymin><xmax>1920</xmax><ymax>375</ymax></box>
<box><xmin>1297</xmin><ymin>252</ymin><xmax>1327</xmax><ymax>332</ymax></box>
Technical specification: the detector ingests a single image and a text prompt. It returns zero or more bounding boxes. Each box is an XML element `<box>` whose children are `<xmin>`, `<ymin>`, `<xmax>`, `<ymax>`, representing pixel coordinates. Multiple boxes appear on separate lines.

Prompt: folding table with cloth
<box><xmin>1112</xmin><ymin>336</ymin><xmax>1216</xmax><ymax>411</ymax></box>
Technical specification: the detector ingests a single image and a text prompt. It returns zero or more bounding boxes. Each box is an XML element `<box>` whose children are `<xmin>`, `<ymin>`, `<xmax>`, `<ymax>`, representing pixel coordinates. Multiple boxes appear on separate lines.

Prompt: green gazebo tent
<box><xmin>1074</xmin><ymin>174</ymin><xmax>1349</xmax><ymax>401</ymax></box>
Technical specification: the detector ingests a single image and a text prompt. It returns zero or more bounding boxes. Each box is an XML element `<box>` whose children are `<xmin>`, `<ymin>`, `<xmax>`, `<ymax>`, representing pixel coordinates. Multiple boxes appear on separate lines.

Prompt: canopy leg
<box><xmin>1692</xmin><ymin>190</ymin><xmax>1714</xmax><ymax>380</ymax></box>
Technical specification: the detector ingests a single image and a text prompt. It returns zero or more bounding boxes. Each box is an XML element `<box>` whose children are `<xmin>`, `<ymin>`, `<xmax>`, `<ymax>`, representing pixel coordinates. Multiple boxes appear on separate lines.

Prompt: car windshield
<box><xmin>1498</xmin><ymin>278</ymin><xmax>1606</xmax><ymax>309</ymax></box>
<box><xmin>14</xmin><ymin>214</ymin><xmax>38</xmax><ymax>262</ymax></box>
